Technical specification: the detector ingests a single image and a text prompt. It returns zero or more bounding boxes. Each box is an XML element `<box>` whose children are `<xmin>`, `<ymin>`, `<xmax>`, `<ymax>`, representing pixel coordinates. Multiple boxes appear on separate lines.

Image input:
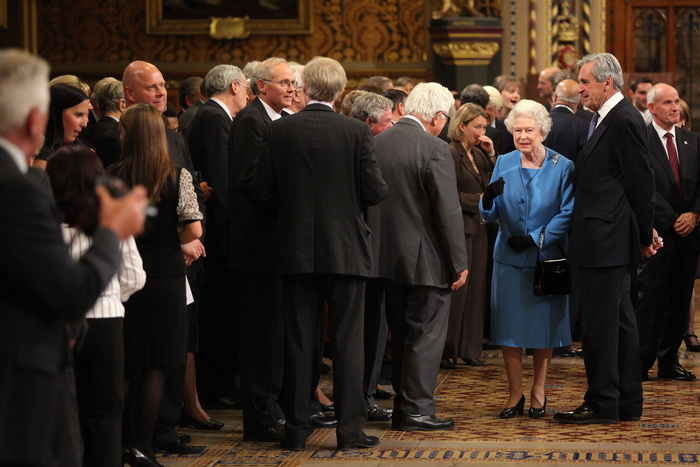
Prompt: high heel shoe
<box><xmin>179</xmin><ymin>410</ymin><xmax>224</xmax><ymax>430</ymax></box>
<box><xmin>126</xmin><ymin>448</ymin><xmax>163</xmax><ymax>467</ymax></box>
<box><xmin>684</xmin><ymin>334</ymin><xmax>700</xmax><ymax>352</ymax></box>
<box><xmin>499</xmin><ymin>395</ymin><xmax>525</xmax><ymax>419</ymax></box>
<box><xmin>528</xmin><ymin>397</ymin><xmax>547</xmax><ymax>418</ymax></box>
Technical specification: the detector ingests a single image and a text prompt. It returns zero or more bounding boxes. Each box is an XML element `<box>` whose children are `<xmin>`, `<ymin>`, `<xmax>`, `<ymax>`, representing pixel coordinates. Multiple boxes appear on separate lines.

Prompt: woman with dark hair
<box><xmin>46</xmin><ymin>145</ymin><xmax>145</xmax><ymax>467</ymax></box>
<box><xmin>109</xmin><ymin>104</ymin><xmax>203</xmax><ymax>466</ymax></box>
<box><xmin>33</xmin><ymin>83</ymin><xmax>93</xmax><ymax>169</ymax></box>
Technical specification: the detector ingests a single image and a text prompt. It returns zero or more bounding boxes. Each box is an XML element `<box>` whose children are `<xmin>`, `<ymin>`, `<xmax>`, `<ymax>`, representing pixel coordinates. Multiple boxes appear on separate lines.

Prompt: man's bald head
<box><xmin>122</xmin><ymin>60</ymin><xmax>168</xmax><ymax>113</ymax></box>
<box><xmin>537</xmin><ymin>66</ymin><xmax>561</xmax><ymax>99</ymax></box>
<box><xmin>553</xmin><ymin>79</ymin><xmax>581</xmax><ymax>111</ymax></box>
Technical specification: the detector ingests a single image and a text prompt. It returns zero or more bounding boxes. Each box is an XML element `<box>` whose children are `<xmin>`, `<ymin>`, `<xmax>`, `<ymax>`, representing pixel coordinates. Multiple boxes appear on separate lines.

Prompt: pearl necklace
<box><xmin>521</xmin><ymin>147</ymin><xmax>545</xmax><ymax>169</ymax></box>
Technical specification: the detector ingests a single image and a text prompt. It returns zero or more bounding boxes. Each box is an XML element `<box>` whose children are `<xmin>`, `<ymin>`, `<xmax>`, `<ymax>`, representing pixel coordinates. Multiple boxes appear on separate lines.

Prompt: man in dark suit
<box><xmin>187</xmin><ymin>64</ymin><xmax>249</xmax><ymax>410</ymax></box>
<box><xmin>253</xmin><ymin>56</ymin><xmax>388</xmax><ymax>450</ymax></box>
<box><xmin>544</xmin><ymin>79</ymin><xmax>589</xmax><ymax>163</ymax></box>
<box><xmin>82</xmin><ymin>78</ymin><xmax>124</xmax><ymax>147</ymax></box>
<box><xmin>0</xmin><ymin>49</ymin><xmax>147</xmax><ymax>467</ymax></box>
<box><xmin>370</xmin><ymin>82</ymin><xmax>468</xmax><ymax>431</ymax></box>
<box><xmin>635</xmin><ymin>83</ymin><xmax>700</xmax><ymax>382</ymax></box>
<box><xmin>554</xmin><ymin>53</ymin><xmax>657</xmax><ymax>425</ymax></box>
<box><xmin>537</xmin><ymin>66</ymin><xmax>560</xmax><ymax>111</ymax></box>
<box><xmin>228</xmin><ymin>57</ymin><xmax>295</xmax><ymax>442</ymax></box>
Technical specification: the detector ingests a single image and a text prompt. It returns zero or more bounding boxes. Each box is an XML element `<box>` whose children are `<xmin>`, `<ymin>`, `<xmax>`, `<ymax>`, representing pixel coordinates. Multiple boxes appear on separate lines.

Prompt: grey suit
<box><xmin>369</xmin><ymin>117</ymin><xmax>467</xmax><ymax>415</ymax></box>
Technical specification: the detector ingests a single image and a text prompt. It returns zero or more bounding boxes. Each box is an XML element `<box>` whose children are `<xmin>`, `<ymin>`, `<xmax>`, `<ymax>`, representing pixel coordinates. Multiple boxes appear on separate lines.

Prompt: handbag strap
<box><xmin>537</xmin><ymin>226</ymin><xmax>565</xmax><ymax>260</ymax></box>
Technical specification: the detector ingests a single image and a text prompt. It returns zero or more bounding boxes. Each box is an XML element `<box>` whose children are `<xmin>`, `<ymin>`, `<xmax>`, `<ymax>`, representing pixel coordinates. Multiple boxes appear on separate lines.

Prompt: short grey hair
<box><xmin>646</xmin><ymin>83</ymin><xmax>672</xmax><ymax>106</ymax></box>
<box><xmin>289</xmin><ymin>61</ymin><xmax>304</xmax><ymax>89</ymax></box>
<box><xmin>302</xmin><ymin>56</ymin><xmax>346</xmax><ymax>103</ymax></box>
<box><xmin>251</xmin><ymin>57</ymin><xmax>289</xmax><ymax>96</ymax></box>
<box><xmin>504</xmin><ymin>99</ymin><xmax>553</xmax><ymax>138</ymax></box>
<box><xmin>351</xmin><ymin>93</ymin><xmax>392</xmax><ymax>122</ymax></box>
<box><xmin>242</xmin><ymin>60</ymin><xmax>261</xmax><ymax>95</ymax></box>
<box><xmin>577</xmin><ymin>53</ymin><xmax>624</xmax><ymax>91</ymax></box>
<box><xmin>483</xmin><ymin>85</ymin><xmax>502</xmax><ymax>110</ymax></box>
<box><xmin>0</xmin><ymin>49</ymin><xmax>50</xmax><ymax>135</ymax></box>
<box><xmin>404</xmin><ymin>82</ymin><xmax>454</xmax><ymax>122</ymax></box>
<box><xmin>95</xmin><ymin>79</ymin><xmax>124</xmax><ymax>114</ymax></box>
<box><xmin>205</xmin><ymin>64</ymin><xmax>244</xmax><ymax>97</ymax></box>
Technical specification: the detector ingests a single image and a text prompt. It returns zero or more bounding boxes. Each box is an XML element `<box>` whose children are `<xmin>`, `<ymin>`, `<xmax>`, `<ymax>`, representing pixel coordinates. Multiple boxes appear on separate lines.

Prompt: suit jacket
<box><xmin>647</xmin><ymin>124</ymin><xmax>700</xmax><ymax>249</ymax></box>
<box><xmin>254</xmin><ymin>103</ymin><xmax>388</xmax><ymax>276</ymax></box>
<box><xmin>0</xmin><ymin>147</ymin><xmax>121</xmax><ymax>465</ymax></box>
<box><xmin>81</xmin><ymin>115</ymin><xmax>118</xmax><ymax>148</ymax></box>
<box><xmin>179</xmin><ymin>99</ymin><xmax>204</xmax><ymax>137</ymax></box>
<box><xmin>227</xmin><ymin>97</ymin><xmax>276</xmax><ymax>274</ymax></box>
<box><xmin>568</xmin><ymin>96</ymin><xmax>655</xmax><ymax>268</ymax></box>
<box><xmin>449</xmin><ymin>141</ymin><xmax>493</xmax><ymax>237</ymax></box>
<box><xmin>544</xmin><ymin>106</ymin><xmax>589</xmax><ymax>163</ymax></box>
<box><xmin>480</xmin><ymin>148</ymin><xmax>574</xmax><ymax>267</ymax></box>
<box><xmin>369</xmin><ymin>117</ymin><xmax>468</xmax><ymax>288</ymax></box>
<box><xmin>187</xmin><ymin>100</ymin><xmax>232</xmax><ymax>233</ymax></box>
<box><xmin>576</xmin><ymin>107</ymin><xmax>594</xmax><ymax>122</ymax></box>
<box><xmin>495</xmin><ymin>119</ymin><xmax>516</xmax><ymax>155</ymax></box>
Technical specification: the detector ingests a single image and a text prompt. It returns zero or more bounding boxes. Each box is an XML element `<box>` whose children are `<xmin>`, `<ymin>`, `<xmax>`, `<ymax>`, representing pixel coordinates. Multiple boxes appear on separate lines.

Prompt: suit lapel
<box><xmin>573</xmin><ymin>99</ymin><xmax>624</xmax><ymax>180</ymax></box>
<box><xmin>252</xmin><ymin>98</ymin><xmax>273</xmax><ymax>124</ymax></box>
<box><xmin>648</xmin><ymin>127</ymin><xmax>677</xmax><ymax>188</ymax></box>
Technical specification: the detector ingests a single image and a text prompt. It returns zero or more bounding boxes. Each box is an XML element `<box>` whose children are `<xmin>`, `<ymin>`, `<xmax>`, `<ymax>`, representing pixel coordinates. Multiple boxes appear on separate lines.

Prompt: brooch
<box><xmin>552</xmin><ymin>153</ymin><xmax>560</xmax><ymax>166</ymax></box>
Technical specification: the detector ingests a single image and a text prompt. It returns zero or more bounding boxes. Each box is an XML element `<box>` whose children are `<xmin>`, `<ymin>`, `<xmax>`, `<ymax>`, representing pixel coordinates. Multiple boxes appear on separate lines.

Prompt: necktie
<box><xmin>666</xmin><ymin>132</ymin><xmax>683</xmax><ymax>200</ymax></box>
<box><xmin>587</xmin><ymin>112</ymin><xmax>599</xmax><ymax>140</ymax></box>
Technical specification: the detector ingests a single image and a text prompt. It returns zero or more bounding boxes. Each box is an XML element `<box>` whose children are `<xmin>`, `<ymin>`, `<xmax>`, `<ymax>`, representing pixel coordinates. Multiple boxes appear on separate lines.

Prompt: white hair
<box><xmin>483</xmin><ymin>85</ymin><xmax>502</xmax><ymax>110</ymax></box>
<box><xmin>0</xmin><ymin>49</ymin><xmax>50</xmax><ymax>135</ymax></box>
<box><xmin>404</xmin><ymin>82</ymin><xmax>453</xmax><ymax>122</ymax></box>
<box><xmin>205</xmin><ymin>64</ymin><xmax>244</xmax><ymax>97</ymax></box>
<box><xmin>504</xmin><ymin>99</ymin><xmax>553</xmax><ymax>138</ymax></box>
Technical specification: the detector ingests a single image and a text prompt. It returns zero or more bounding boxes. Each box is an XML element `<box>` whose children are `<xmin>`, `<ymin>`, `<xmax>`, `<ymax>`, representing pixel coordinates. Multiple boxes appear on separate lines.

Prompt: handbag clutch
<box><xmin>533</xmin><ymin>227</ymin><xmax>571</xmax><ymax>296</ymax></box>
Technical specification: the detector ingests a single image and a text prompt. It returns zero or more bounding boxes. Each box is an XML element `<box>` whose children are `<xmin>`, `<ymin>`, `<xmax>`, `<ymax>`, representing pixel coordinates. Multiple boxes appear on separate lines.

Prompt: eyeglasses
<box><xmin>262</xmin><ymin>79</ymin><xmax>297</xmax><ymax>89</ymax></box>
<box><xmin>436</xmin><ymin>112</ymin><xmax>451</xmax><ymax>123</ymax></box>
<box><xmin>144</xmin><ymin>82</ymin><xmax>170</xmax><ymax>92</ymax></box>
<box><xmin>235</xmin><ymin>81</ymin><xmax>250</xmax><ymax>90</ymax></box>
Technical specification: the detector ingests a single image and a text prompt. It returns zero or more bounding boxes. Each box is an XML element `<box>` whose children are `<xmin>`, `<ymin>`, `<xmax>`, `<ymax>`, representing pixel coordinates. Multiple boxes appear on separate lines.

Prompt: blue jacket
<box><xmin>480</xmin><ymin>147</ymin><xmax>574</xmax><ymax>267</ymax></box>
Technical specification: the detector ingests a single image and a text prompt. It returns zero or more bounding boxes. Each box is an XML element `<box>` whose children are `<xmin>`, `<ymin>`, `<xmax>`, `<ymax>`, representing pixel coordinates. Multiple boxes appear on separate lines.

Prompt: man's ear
<box><xmin>118</xmin><ymin>98</ymin><xmax>126</xmax><ymax>113</ymax></box>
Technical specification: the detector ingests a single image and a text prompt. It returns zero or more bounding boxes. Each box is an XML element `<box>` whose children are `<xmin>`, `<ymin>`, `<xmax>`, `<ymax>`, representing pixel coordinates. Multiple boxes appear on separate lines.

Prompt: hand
<box><xmin>674</xmin><ymin>212</ymin><xmax>697</xmax><ymax>237</ymax></box>
<box><xmin>96</xmin><ymin>185</ymin><xmax>147</xmax><ymax>240</ymax></box>
<box><xmin>478</xmin><ymin>135</ymin><xmax>495</xmax><ymax>157</ymax></box>
<box><xmin>507</xmin><ymin>235</ymin><xmax>536</xmax><ymax>252</ymax></box>
<box><xmin>642</xmin><ymin>228</ymin><xmax>663</xmax><ymax>257</ymax></box>
<box><xmin>482</xmin><ymin>177</ymin><xmax>505</xmax><ymax>209</ymax></box>
<box><xmin>200</xmin><ymin>181</ymin><xmax>213</xmax><ymax>200</ymax></box>
<box><xmin>451</xmin><ymin>269</ymin><xmax>468</xmax><ymax>290</ymax></box>
<box><xmin>182</xmin><ymin>239</ymin><xmax>206</xmax><ymax>266</ymax></box>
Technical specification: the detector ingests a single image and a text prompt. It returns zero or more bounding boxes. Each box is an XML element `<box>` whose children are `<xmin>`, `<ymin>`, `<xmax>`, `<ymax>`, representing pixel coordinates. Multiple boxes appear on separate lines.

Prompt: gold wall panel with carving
<box><xmin>38</xmin><ymin>0</ymin><xmax>430</xmax><ymax>81</ymax></box>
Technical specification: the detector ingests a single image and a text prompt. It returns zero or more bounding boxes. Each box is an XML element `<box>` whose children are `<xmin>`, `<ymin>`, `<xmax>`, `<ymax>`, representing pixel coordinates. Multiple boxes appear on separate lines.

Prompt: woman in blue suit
<box><xmin>479</xmin><ymin>99</ymin><xmax>574</xmax><ymax>419</ymax></box>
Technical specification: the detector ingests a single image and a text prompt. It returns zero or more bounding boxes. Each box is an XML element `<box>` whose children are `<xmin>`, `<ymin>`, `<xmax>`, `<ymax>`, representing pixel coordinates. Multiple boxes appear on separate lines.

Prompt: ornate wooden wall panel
<box><xmin>37</xmin><ymin>0</ymin><xmax>429</xmax><ymax>80</ymax></box>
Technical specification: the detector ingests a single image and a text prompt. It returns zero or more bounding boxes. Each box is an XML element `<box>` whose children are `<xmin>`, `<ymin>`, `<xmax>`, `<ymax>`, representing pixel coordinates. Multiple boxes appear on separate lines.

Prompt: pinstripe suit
<box><xmin>568</xmin><ymin>96</ymin><xmax>655</xmax><ymax>420</ymax></box>
<box><xmin>254</xmin><ymin>103</ymin><xmax>388</xmax><ymax>447</ymax></box>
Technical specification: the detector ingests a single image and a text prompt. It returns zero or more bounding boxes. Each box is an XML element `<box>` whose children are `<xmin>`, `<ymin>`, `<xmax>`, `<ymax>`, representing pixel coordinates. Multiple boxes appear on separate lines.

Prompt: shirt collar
<box><xmin>259</xmin><ymin>98</ymin><xmax>282</xmax><ymax>121</ymax></box>
<box><xmin>404</xmin><ymin>115</ymin><xmax>426</xmax><ymax>131</ymax></box>
<box><xmin>0</xmin><ymin>136</ymin><xmax>28</xmax><ymax>173</ymax></box>
<box><xmin>652</xmin><ymin>119</ymin><xmax>675</xmax><ymax>142</ymax></box>
<box><xmin>210</xmin><ymin>97</ymin><xmax>232</xmax><ymax>120</ymax></box>
<box><xmin>596</xmin><ymin>91</ymin><xmax>624</xmax><ymax>124</ymax></box>
<box><xmin>306</xmin><ymin>100</ymin><xmax>334</xmax><ymax>109</ymax></box>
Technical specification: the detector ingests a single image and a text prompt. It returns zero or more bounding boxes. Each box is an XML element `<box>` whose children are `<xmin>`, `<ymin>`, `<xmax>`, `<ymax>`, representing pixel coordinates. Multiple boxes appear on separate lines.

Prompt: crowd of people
<box><xmin>1</xmin><ymin>47</ymin><xmax>699</xmax><ymax>467</ymax></box>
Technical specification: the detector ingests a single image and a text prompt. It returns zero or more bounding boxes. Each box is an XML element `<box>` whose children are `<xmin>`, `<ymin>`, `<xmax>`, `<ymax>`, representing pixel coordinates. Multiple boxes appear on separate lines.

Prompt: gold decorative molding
<box><xmin>432</xmin><ymin>41</ymin><xmax>500</xmax><ymax>65</ymax></box>
<box><xmin>209</xmin><ymin>16</ymin><xmax>250</xmax><ymax>39</ymax></box>
<box><xmin>146</xmin><ymin>0</ymin><xmax>313</xmax><ymax>36</ymax></box>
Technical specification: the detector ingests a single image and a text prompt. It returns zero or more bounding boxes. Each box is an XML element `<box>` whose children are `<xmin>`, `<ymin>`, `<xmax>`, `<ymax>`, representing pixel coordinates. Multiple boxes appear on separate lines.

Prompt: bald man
<box><xmin>537</xmin><ymin>66</ymin><xmax>560</xmax><ymax>110</ymax></box>
<box><xmin>543</xmin><ymin>79</ymin><xmax>589</xmax><ymax>163</ymax></box>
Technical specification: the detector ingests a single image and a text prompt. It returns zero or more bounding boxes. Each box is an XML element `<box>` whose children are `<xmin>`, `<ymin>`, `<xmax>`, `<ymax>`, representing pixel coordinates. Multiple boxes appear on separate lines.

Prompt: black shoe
<box><xmin>243</xmin><ymin>423</ymin><xmax>286</xmax><ymax>442</ymax></box>
<box><xmin>553</xmin><ymin>405</ymin><xmax>617</xmax><ymax>424</ymax></box>
<box><xmin>440</xmin><ymin>359</ymin><xmax>457</xmax><ymax>369</ymax></box>
<box><xmin>179</xmin><ymin>411</ymin><xmax>224</xmax><ymax>430</ymax></box>
<box><xmin>158</xmin><ymin>440</ymin><xmax>206</xmax><ymax>455</ymax></box>
<box><xmin>499</xmin><ymin>395</ymin><xmax>525</xmax><ymax>419</ymax></box>
<box><xmin>280</xmin><ymin>439</ymin><xmax>306</xmax><ymax>451</ymax></box>
<box><xmin>310</xmin><ymin>412</ymin><xmax>338</xmax><ymax>428</ymax></box>
<box><xmin>320</xmin><ymin>403</ymin><xmax>335</xmax><ymax>412</ymax></box>
<box><xmin>528</xmin><ymin>397</ymin><xmax>547</xmax><ymax>418</ymax></box>
<box><xmin>658</xmin><ymin>364</ymin><xmax>696</xmax><ymax>381</ymax></box>
<box><xmin>373</xmin><ymin>388</ymin><xmax>394</xmax><ymax>400</ymax></box>
<box><xmin>126</xmin><ymin>448</ymin><xmax>163</xmax><ymax>467</ymax></box>
<box><xmin>462</xmin><ymin>358</ymin><xmax>488</xmax><ymax>366</ymax></box>
<box><xmin>392</xmin><ymin>411</ymin><xmax>454</xmax><ymax>431</ymax></box>
<box><xmin>337</xmin><ymin>433</ymin><xmax>380</xmax><ymax>450</ymax></box>
<box><xmin>367</xmin><ymin>404</ymin><xmax>392</xmax><ymax>421</ymax></box>
<box><xmin>685</xmin><ymin>334</ymin><xmax>700</xmax><ymax>352</ymax></box>
<box><xmin>177</xmin><ymin>433</ymin><xmax>192</xmax><ymax>443</ymax></box>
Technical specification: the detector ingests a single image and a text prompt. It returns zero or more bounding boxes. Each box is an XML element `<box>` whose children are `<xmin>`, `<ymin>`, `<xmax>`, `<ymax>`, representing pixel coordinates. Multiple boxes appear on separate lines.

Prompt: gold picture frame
<box><xmin>146</xmin><ymin>0</ymin><xmax>313</xmax><ymax>37</ymax></box>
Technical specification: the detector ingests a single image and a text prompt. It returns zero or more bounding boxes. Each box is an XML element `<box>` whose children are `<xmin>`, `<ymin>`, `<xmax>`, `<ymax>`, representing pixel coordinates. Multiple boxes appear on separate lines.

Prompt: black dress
<box><xmin>123</xmin><ymin>167</ymin><xmax>202</xmax><ymax>367</ymax></box>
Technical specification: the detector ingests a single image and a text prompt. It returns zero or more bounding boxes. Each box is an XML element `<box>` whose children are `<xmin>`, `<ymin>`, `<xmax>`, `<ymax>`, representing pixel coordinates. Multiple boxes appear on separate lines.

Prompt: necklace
<box><xmin>521</xmin><ymin>146</ymin><xmax>545</xmax><ymax>169</ymax></box>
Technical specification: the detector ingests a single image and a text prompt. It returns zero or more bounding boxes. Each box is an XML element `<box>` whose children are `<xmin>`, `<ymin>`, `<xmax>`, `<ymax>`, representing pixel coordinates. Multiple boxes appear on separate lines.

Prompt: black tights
<box><xmin>124</xmin><ymin>367</ymin><xmax>165</xmax><ymax>460</ymax></box>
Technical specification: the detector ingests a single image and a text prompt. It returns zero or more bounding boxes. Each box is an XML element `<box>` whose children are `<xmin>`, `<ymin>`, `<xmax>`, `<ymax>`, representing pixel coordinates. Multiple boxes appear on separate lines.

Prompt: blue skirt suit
<box><xmin>479</xmin><ymin>148</ymin><xmax>574</xmax><ymax>349</ymax></box>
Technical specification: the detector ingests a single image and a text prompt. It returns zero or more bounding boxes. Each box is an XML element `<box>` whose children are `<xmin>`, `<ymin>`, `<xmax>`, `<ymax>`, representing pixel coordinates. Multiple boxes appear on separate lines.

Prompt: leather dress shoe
<box><xmin>158</xmin><ymin>440</ymin><xmax>206</xmax><ymax>454</ymax></box>
<box><xmin>337</xmin><ymin>433</ymin><xmax>380</xmax><ymax>451</ymax></box>
<box><xmin>553</xmin><ymin>405</ymin><xmax>617</xmax><ymax>424</ymax></box>
<box><xmin>367</xmin><ymin>404</ymin><xmax>392</xmax><ymax>421</ymax></box>
<box><xmin>125</xmin><ymin>448</ymin><xmax>163</xmax><ymax>467</ymax></box>
<box><xmin>658</xmin><ymin>364</ymin><xmax>696</xmax><ymax>381</ymax></box>
<box><xmin>320</xmin><ymin>403</ymin><xmax>335</xmax><ymax>412</ymax></box>
<box><xmin>280</xmin><ymin>439</ymin><xmax>306</xmax><ymax>451</ymax></box>
<box><xmin>374</xmin><ymin>388</ymin><xmax>394</xmax><ymax>399</ymax></box>
<box><xmin>440</xmin><ymin>359</ymin><xmax>457</xmax><ymax>369</ymax></box>
<box><xmin>177</xmin><ymin>433</ymin><xmax>192</xmax><ymax>443</ymax></box>
<box><xmin>392</xmin><ymin>411</ymin><xmax>454</xmax><ymax>431</ymax></box>
<box><xmin>462</xmin><ymin>358</ymin><xmax>488</xmax><ymax>366</ymax></box>
<box><xmin>243</xmin><ymin>423</ymin><xmax>286</xmax><ymax>442</ymax></box>
<box><xmin>310</xmin><ymin>412</ymin><xmax>338</xmax><ymax>428</ymax></box>
<box><xmin>180</xmin><ymin>411</ymin><xmax>224</xmax><ymax>430</ymax></box>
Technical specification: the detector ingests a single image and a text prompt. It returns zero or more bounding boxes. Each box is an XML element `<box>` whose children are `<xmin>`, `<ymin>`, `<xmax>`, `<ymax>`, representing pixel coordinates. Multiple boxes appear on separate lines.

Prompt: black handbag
<box><xmin>533</xmin><ymin>227</ymin><xmax>571</xmax><ymax>296</ymax></box>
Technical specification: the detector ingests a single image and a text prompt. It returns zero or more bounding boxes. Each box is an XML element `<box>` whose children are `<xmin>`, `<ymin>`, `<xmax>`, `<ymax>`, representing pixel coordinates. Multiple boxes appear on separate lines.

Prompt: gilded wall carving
<box><xmin>38</xmin><ymin>0</ymin><xmax>428</xmax><ymax>78</ymax></box>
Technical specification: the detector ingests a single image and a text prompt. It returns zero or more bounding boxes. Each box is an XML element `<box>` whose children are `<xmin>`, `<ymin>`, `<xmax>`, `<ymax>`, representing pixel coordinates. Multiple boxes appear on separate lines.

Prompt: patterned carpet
<box><xmin>163</xmin><ymin>350</ymin><xmax>700</xmax><ymax>466</ymax></box>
